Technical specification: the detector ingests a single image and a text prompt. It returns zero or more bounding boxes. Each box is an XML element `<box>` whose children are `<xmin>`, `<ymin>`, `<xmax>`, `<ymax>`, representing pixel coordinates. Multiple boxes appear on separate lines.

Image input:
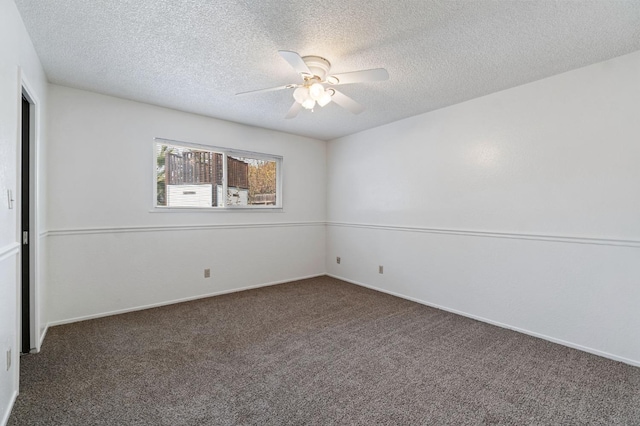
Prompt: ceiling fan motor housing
<box><xmin>302</xmin><ymin>56</ymin><xmax>331</xmax><ymax>80</ymax></box>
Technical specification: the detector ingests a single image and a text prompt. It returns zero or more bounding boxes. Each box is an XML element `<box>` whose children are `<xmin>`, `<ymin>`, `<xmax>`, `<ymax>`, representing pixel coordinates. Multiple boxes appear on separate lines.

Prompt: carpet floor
<box><xmin>8</xmin><ymin>276</ymin><xmax>640</xmax><ymax>425</ymax></box>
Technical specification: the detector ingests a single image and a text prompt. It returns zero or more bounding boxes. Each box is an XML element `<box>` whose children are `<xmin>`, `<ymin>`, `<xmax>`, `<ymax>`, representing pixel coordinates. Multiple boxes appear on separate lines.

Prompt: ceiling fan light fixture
<box><xmin>309</xmin><ymin>82</ymin><xmax>325</xmax><ymax>101</ymax></box>
<box><xmin>293</xmin><ymin>87</ymin><xmax>308</xmax><ymax>103</ymax></box>
<box><xmin>317</xmin><ymin>90</ymin><xmax>332</xmax><ymax>107</ymax></box>
<box><xmin>301</xmin><ymin>98</ymin><xmax>316</xmax><ymax>109</ymax></box>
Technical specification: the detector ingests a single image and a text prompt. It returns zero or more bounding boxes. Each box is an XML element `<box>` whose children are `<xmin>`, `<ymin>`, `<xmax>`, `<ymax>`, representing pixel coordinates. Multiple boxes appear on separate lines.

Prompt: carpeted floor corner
<box><xmin>8</xmin><ymin>276</ymin><xmax>640</xmax><ymax>425</ymax></box>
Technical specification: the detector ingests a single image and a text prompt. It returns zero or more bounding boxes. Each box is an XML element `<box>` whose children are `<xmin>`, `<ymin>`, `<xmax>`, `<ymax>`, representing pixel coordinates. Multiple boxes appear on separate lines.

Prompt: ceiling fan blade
<box><xmin>327</xmin><ymin>68</ymin><xmax>389</xmax><ymax>85</ymax></box>
<box><xmin>285</xmin><ymin>101</ymin><xmax>302</xmax><ymax>119</ymax></box>
<box><xmin>330</xmin><ymin>90</ymin><xmax>365</xmax><ymax>114</ymax></box>
<box><xmin>278</xmin><ymin>50</ymin><xmax>312</xmax><ymax>76</ymax></box>
<box><xmin>236</xmin><ymin>84</ymin><xmax>295</xmax><ymax>96</ymax></box>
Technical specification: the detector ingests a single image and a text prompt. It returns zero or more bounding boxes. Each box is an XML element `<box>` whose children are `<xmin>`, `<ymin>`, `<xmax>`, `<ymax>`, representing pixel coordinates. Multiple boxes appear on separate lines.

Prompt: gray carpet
<box><xmin>9</xmin><ymin>276</ymin><xmax>640</xmax><ymax>425</ymax></box>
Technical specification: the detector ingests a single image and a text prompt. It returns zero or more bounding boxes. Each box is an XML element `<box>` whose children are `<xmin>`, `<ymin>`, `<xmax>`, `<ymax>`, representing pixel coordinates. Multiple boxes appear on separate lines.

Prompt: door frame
<box><xmin>18</xmin><ymin>70</ymin><xmax>41</xmax><ymax>353</ymax></box>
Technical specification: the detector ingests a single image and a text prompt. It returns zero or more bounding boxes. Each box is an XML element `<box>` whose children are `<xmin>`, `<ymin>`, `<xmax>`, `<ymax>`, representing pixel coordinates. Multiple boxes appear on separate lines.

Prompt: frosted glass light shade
<box><xmin>293</xmin><ymin>87</ymin><xmax>308</xmax><ymax>104</ymax></box>
<box><xmin>309</xmin><ymin>83</ymin><xmax>325</xmax><ymax>101</ymax></box>
<box><xmin>301</xmin><ymin>98</ymin><xmax>316</xmax><ymax>109</ymax></box>
<box><xmin>318</xmin><ymin>90</ymin><xmax>332</xmax><ymax>107</ymax></box>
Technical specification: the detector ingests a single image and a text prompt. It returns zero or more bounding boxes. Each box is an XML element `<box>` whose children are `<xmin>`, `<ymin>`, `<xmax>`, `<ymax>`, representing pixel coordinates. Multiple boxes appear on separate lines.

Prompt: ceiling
<box><xmin>14</xmin><ymin>0</ymin><xmax>640</xmax><ymax>141</ymax></box>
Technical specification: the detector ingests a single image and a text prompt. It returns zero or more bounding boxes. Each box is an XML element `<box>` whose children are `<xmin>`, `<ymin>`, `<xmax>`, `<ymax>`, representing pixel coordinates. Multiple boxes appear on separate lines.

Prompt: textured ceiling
<box><xmin>14</xmin><ymin>0</ymin><xmax>640</xmax><ymax>141</ymax></box>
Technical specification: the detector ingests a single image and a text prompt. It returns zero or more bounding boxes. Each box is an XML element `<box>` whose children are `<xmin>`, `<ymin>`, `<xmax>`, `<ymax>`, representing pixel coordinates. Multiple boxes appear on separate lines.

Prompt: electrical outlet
<box><xmin>336</xmin><ymin>257</ymin><xmax>341</xmax><ymax>264</ymax></box>
<box><xmin>379</xmin><ymin>265</ymin><xmax>384</xmax><ymax>274</ymax></box>
<box><xmin>204</xmin><ymin>268</ymin><xmax>211</xmax><ymax>278</ymax></box>
<box><xmin>6</xmin><ymin>348</ymin><xmax>10</xmax><ymax>371</ymax></box>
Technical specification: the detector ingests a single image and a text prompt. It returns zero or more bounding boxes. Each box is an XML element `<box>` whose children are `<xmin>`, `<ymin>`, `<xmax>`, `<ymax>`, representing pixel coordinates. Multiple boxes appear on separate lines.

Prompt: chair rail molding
<box><xmin>327</xmin><ymin>221</ymin><xmax>640</xmax><ymax>248</ymax></box>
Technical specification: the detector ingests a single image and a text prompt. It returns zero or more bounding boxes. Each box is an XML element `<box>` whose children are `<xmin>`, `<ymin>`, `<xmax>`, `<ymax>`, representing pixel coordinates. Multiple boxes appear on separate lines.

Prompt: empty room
<box><xmin>2</xmin><ymin>0</ymin><xmax>640</xmax><ymax>424</ymax></box>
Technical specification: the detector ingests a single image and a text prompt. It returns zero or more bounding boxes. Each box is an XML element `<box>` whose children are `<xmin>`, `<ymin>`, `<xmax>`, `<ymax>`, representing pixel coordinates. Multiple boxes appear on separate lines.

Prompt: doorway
<box><xmin>20</xmin><ymin>91</ymin><xmax>33</xmax><ymax>354</ymax></box>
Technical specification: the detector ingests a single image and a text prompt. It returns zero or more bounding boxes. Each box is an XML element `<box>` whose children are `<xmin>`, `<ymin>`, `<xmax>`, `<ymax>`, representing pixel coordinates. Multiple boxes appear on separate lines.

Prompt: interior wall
<box><xmin>326</xmin><ymin>50</ymin><xmax>640</xmax><ymax>365</ymax></box>
<box><xmin>46</xmin><ymin>85</ymin><xmax>327</xmax><ymax>325</ymax></box>
<box><xmin>0</xmin><ymin>0</ymin><xmax>49</xmax><ymax>423</ymax></box>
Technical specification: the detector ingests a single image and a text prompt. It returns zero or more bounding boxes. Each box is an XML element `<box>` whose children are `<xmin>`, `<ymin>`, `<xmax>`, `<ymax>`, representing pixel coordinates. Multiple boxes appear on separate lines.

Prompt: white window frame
<box><xmin>153</xmin><ymin>137</ymin><xmax>283</xmax><ymax>211</ymax></box>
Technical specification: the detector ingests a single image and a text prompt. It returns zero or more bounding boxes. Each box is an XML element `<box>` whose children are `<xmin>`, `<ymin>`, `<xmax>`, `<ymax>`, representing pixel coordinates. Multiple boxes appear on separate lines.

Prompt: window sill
<box><xmin>150</xmin><ymin>207</ymin><xmax>284</xmax><ymax>213</ymax></box>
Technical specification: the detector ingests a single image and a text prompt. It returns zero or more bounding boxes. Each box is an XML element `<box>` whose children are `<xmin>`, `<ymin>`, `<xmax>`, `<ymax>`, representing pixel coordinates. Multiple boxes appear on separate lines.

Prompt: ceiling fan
<box><xmin>236</xmin><ymin>51</ymin><xmax>389</xmax><ymax>119</ymax></box>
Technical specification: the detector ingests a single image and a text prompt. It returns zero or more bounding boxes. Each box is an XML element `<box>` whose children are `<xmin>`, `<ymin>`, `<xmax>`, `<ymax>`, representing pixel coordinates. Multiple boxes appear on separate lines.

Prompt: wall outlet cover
<box><xmin>204</xmin><ymin>268</ymin><xmax>211</xmax><ymax>278</ymax></box>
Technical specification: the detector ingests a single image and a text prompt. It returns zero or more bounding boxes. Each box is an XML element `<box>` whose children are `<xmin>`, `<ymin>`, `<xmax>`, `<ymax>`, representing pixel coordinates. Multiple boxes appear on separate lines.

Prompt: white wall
<box><xmin>46</xmin><ymin>85</ymin><xmax>326</xmax><ymax>324</ymax></box>
<box><xmin>327</xmin><ymin>50</ymin><xmax>640</xmax><ymax>365</ymax></box>
<box><xmin>0</xmin><ymin>0</ymin><xmax>49</xmax><ymax>423</ymax></box>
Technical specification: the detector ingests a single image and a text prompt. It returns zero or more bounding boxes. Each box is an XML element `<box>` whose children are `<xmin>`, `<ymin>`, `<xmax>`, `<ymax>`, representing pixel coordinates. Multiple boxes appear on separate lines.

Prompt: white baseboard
<box><xmin>1</xmin><ymin>390</ymin><xmax>18</xmax><ymax>426</ymax></box>
<box><xmin>47</xmin><ymin>273</ymin><xmax>326</xmax><ymax>328</ymax></box>
<box><xmin>327</xmin><ymin>273</ymin><xmax>640</xmax><ymax>368</ymax></box>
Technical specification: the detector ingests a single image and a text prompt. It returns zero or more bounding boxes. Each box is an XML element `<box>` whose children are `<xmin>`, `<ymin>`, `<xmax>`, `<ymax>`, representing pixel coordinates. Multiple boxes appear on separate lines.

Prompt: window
<box><xmin>155</xmin><ymin>139</ymin><xmax>282</xmax><ymax>209</ymax></box>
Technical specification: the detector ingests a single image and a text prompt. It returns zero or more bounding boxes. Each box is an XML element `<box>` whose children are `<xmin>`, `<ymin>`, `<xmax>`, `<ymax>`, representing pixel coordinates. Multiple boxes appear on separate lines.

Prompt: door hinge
<box><xmin>22</xmin><ymin>231</ymin><xmax>28</xmax><ymax>245</ymax></box>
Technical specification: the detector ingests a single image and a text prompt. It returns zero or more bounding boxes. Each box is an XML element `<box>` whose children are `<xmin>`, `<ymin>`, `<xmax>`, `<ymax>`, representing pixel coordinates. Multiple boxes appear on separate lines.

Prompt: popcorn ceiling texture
<box><xmin>13</xmin><ymin>0</ymin><xmax>640</xmax><ymax>140</ymax></box>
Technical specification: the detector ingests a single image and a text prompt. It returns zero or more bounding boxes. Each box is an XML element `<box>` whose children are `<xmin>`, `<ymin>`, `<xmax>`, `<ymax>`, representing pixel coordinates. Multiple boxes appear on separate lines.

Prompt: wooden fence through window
<box><xmin>165</xmin><ymin>150</ymin><xmax>249</xmax><ymax>206</ymax></box>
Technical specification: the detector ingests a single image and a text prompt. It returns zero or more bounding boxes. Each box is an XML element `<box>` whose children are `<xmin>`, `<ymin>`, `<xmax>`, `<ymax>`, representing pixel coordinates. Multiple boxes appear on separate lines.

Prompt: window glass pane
<box><xmin>155</xmin><ymin>140</ymin><xmax>281</xmax><ymax>209</ymax></box>
<box><xmin>228</xmin><ymin>155</ymin><xmax>277</xmax><ymax>206</ymax></box>
<box><xmin>156</xmin><ymin>143</ymin><xmax>223</xmax><ymax>207</ymax></box>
